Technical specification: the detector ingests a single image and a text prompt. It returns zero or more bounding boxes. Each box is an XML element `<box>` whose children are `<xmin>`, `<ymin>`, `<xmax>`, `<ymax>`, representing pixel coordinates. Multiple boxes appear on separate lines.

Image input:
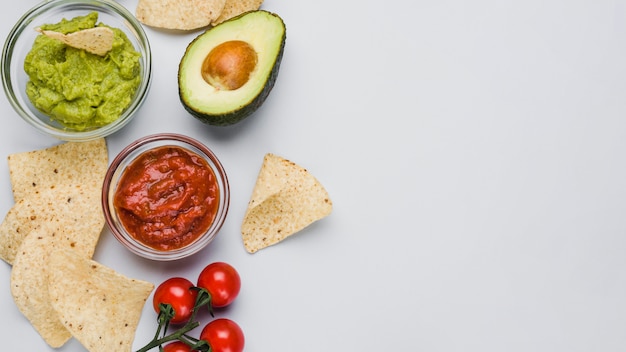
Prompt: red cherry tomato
<box><xmin>153</xmin><ymin>277</ymin><xmax>198</xmax><ymax>324</ymax></box>
<box><xmin>200</xmin><ymin>318</ymin><xmax>245</xmax><ymax>352</ymax></box>
<box><xmin>197</xmin><ymin>262</ymin><xmax>241</xmax><ymax>308</ymax></box>
<box><xmin>162</xmin><ymin>341</ymin><xmax>194</xmax><ymax>352</ymax></box>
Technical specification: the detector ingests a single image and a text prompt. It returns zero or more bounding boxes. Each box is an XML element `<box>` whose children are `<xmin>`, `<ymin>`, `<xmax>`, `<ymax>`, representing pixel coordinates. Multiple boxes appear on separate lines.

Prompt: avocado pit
<box><xmin>202</xmin><ymin>40</ymin><xmax>258</xmax><ymax>91</ymax></box>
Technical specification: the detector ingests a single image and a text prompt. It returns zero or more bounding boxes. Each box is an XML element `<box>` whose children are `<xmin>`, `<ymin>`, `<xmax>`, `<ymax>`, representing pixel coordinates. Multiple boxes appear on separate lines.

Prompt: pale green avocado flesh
<box><xmin>178</xmin><ymin>11</ymin><xmax>286</xmax><ymax>126</ymax></box>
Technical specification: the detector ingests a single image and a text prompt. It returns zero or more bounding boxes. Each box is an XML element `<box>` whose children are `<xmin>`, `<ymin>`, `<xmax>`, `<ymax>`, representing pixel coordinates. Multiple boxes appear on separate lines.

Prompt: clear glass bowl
<box><xmin>1</xmin><ymin>0</ymin><xmax>152</xmax><ymax>141</ymax></box>
<box><xmin>102</xmin><ymin>133</ymin><xmax>230</xmax><ymax>261</ymax></box>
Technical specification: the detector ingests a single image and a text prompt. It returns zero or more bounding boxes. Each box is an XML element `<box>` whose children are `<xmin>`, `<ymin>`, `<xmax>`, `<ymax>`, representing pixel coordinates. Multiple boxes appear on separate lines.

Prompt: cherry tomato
<box><xmin>162</xmin><ymin>341</ymin><xmax>194</xmax><ymax>352</ymax></box>
<box><xmin>200</xmin><ymin>318</ymin><xmax>245</xmax><ymax>352</ymax></box>
<box><xmin>153</xmin><ymin>277</ymin><xmax>198</xmax><ymax>324</ymax></box>
<box><xmin>197</xmin><ymin>262</ymin><xmax>241</xmax><ymax>308</ymax></box>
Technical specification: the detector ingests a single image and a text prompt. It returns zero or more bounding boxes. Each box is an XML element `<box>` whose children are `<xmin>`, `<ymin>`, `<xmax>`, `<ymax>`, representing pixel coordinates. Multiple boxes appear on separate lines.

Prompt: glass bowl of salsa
<box><xmin>1</xmin><ymin>0</ymin><xmax>152</xmax><ymax>142</ymax></box>
<box><xmin>102</xmin><ymin>133</ymin><xmax>230</xmax><ymax>261</ymax></box>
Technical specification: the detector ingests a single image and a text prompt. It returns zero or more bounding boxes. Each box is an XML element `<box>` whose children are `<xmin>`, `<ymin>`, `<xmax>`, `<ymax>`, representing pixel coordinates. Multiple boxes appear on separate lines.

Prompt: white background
<box><xmin>1</xmin><ymin>0</ymin><xmax>626</xmax><ymax>351</ymax></box>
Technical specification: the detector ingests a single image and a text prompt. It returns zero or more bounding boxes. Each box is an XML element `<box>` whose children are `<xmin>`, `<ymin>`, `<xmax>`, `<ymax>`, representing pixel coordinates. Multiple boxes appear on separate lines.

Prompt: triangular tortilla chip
<box><xmin>211</xmin><ymin>0</ymin><xmax>264</xmax><ymax>25</ymax></box>
<box><xmin>10</xmin><ymin>226</ymin><xmax>74</xmax><ymax>348</ymax></box>
<box><xmin>7</xmin><ymin>138</ymin><xmax>107</xmax><ymax>202</ymax></box>
<box><xmin>241</xmin><ymin>153</ymin><xmax>332</xmax><ymax>253</ymax></box>
<box><xmin>0</xmin><ymin>184</ymin><xmax>104</xmax><ymax>264</ymax></box>
<box><xmin>136</xmin><ymin>0</ymin><xmax>226</xmax><ymax>30</ymax></box>
<box><xmin>47</xmin><ymin>248</ymin><xmax>154</xmax><ymax>352</ymax></box>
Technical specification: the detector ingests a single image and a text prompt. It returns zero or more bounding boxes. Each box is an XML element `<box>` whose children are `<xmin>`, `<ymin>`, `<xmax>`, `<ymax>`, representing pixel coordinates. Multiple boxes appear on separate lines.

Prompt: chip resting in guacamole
<box><xmin>24</xmin><ymin>12</ymin><xmax>141</xmax><ymax>130</ymax></box>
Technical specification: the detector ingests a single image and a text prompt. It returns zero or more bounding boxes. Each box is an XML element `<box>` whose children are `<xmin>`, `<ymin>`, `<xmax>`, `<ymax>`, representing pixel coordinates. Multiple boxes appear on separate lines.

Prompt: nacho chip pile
<box><xmin>241</xmin><ymin>153</ymin><xmax>333</xmax><ymax>253</ymax></box>
<box><xmin>1</xmin><ymin>140</ymin><xmax>153</xmax><ymax>351</ymax></box>
<box><xmin>1</xmin><ymin>138</ymin><xmax>108</xmax><ymax>264</ymax></box>
<box><xmin>135</xmin><ymin>0</ymin><xmax>264</xmax><ymax>30</ymax></box>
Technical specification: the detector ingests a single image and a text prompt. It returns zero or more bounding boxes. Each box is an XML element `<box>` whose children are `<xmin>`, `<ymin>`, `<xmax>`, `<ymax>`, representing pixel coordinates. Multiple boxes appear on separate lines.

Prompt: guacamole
<box><xmin>24</xmin><ymin>12</ymin><xmax>141</xmax><ymax>131</ymax></box>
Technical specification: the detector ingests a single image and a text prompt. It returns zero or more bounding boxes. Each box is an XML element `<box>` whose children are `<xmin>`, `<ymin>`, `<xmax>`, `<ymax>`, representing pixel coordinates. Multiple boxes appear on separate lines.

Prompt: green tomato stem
<box><xmin>135</xmin><ymin>288</ymin><xmax>214</xmax><ymax>352</ymax></box>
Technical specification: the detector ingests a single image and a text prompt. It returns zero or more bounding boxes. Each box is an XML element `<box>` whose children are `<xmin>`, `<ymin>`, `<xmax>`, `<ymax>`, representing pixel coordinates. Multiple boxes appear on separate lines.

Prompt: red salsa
<box><xmin>114</xmin><ymin>145</ymin><xmax>219</xmax><ymax>251</ymax></box>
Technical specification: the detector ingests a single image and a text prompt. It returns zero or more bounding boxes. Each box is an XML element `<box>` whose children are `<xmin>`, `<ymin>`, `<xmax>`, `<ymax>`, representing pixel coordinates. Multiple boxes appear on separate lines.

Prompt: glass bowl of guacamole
<box><xmin>1</xmin><ymin>0</ymin><xmax>152</xmax><ymax>142</ymax></box>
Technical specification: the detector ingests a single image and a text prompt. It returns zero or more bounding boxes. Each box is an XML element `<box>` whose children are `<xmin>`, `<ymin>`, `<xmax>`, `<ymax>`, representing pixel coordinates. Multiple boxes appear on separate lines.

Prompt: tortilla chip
<box><xmin>0</xmin><ymin>139</ymin><xmax>108</xmax><ymax>264</ymax></box>
<box><xmin>0</xmin><ymin>185</ymin><xmax>105</xmax><ymax>264</ymax></box>
<box><xmin>136</xmin><ymin>0</ymin><xmax>226</xmax><ymax>30</ymax></box>
<box><xmin>212</xmin><ymin>0</ymin><xmax>264</xmax><ymax>25</ymax></box>
<box><xmin>47</xmin><ymin>248</ymin><xmax>154</xmax><ymax>352</ymax></box>
<box><xmin>10</xmin><ymin>226</ymin><xmax>73</xmax><ymax>348</ymax></box>
<box><xmin>241</xmin><ymin>153</ymin><xmax>332</xmax><ymax>253</ymax></box>
<box><xmin>7</xmin><ymin>138</ymin><xmax>107</xmax><ymax>202</ymax></box>
<box><xmin>38</xmin><ymin>27</ymin><xmax>114</xmax><ymax>56</ymax></box>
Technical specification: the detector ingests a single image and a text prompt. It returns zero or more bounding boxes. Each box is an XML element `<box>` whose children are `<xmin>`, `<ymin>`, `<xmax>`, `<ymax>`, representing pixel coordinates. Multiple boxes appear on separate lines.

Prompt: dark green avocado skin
<box><xmin>179</xmin><ymin>12</ymin><xmax>286</xmax><ymax>126</ymax></box>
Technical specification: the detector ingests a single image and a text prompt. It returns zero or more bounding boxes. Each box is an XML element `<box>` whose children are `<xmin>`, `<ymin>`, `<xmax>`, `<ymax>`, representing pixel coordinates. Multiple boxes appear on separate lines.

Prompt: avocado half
<box><xmin>178</xmin><ymin>11</ymin><xmax>286</xmax><ymax>126</ymax></box>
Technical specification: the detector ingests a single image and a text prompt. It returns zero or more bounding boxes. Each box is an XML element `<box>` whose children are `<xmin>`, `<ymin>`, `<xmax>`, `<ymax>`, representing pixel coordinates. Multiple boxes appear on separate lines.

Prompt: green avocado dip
<box><xmin>24</xmin><ymin>12</ymin><xmax>141</xmax><ymax>131</ymax></box>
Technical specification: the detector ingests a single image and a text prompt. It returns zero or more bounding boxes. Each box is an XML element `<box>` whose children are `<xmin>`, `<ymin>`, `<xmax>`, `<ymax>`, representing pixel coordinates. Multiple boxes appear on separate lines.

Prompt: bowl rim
<box><xmin>102</xmin><ymin>133</ymin><xmax>231</xmax><ymax>261</ymax></box>
<box><xmin>1</xmin><ymin>0</ymin><xmax>152</xmax><ymax>142</ymax></box>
